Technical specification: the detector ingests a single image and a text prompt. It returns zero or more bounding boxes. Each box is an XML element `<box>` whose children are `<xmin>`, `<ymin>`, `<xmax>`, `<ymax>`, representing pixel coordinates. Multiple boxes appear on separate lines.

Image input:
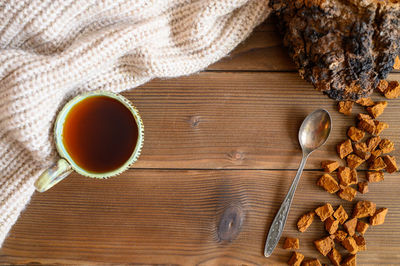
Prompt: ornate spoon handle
<box><xmin>264</xmin><ymin>153</ymin><xmax>308</xmax><ymax>257</ymax></box>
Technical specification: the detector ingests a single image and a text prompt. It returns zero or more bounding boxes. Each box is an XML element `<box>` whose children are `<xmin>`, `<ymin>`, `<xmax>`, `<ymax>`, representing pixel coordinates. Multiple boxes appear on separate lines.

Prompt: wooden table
<box><xmin>1</xmin><ymin>18</ymin><xmax>400</xmax><ymax>265</ymax></box>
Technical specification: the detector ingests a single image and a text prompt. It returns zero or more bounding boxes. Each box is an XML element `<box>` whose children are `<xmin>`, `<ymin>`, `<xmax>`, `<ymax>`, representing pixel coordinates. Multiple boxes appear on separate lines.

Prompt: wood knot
<box><xmin>188</xmin><ymin>115</ymin><xmax>201</xmax><ymax>128</ymax></box>
<box><xmin>228</xmin><ymin>150</ymin><xmax>245</xmax><ymax>161</ymax></box>
<box><xmin>217</xmin><ymin>205</ymin><xmax>245</xmax><ymax>242</ymax></box>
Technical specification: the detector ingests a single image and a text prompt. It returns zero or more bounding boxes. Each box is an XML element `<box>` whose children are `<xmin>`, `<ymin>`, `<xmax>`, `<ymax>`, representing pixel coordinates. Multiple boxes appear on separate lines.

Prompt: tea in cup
<box><xmin>35</xmin><ymin>91</ymin><xmax>144</xmax><ymax>192</ymax></box>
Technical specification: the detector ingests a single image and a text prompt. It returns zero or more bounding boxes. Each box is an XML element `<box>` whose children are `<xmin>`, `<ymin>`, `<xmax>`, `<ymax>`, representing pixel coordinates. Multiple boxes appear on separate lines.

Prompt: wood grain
<box><xmin>2</xmin><ymin>170</ymin><xmax>399</xmax><ymax>265</ymax></box>
<box><xmin>124</xmin><ymin>72</ymin><xmax>400</xmax><ymax>170</ymax></box>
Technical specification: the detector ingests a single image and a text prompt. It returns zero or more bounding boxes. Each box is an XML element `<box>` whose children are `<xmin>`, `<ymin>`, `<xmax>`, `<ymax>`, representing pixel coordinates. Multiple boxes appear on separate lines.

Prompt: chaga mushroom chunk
<box><xmin>358</xmin><ymin>181</ymin><xmax>369</xmax><ymax>194</ymax></box>
<box><xmin>352</xmin><ymin>200</ymin><xmax>376</xmax><ymax>218</ymax></box>
<box><xmin>334</xmin><ymin>230</ymin><xmax>348</xmax><ymax>242</ymax></box>
<box><xmin>356</xmin><ymin>220</ymin><xmax>369</xmax><ymax>235</ymax></box>
<box><xmin>338</xmin><ymin>186</ymin><xmax>357</xmax><ymax>202</ymax></box>
<box><xmin>342</xmin><ymin>237</ymin><xmax>358</xmax><ymax>255</ymax></box>
<box><xmin>348</xmin><ymin>126</ymin><xmax>365</xmax><ymax>142</ymax></box>
<box><xmin>356</xmin><ymin>97</ymin><xmax>374</xmax><ymax>107</ymax></box>
<box><xmin>344</xmin><ymin>218</ymin><xmax>357</xmax><ymax>236</ymax></box>
<box><xmin>321</xmin><ymin>160</ymin><xmax>340</xmax><ymax>173</ymax></box>
<box><xmin>297</xmin><ymin>212</ymin><xmax>315</xmax><ymax>232</ymax></box>
<box><xmin>333</xmin><ymin>205</ymin><xmax>348</xmax><ymax>224</ymax></box>
<box><xmin>288</xmin><ymin>251</ymin><xmax>304</xmax><ymax>266</ymax></box>
<box><xmin>270</xmin><ymin>0</ymin><xmax>400</xmax><ymax>101</ymax></box>
<box><xmin>370</xmin><ymin>208</ymin><xmax>388</xmax><ymax>226</ymax></box>
<box><xmin>337</xmin><ymin>140</ymin><xmax>353</xmax><ymax>159</ymax></box>
<box><xmin>315</xmin><ymin>203</ymin><xmax>334</xmax><ymax>222</ymax></box>
<box><xmin>314</xmin><ymin>236</ymin><xmax>334</xmax><ymax>256</ymax></box>
<box><xmin>283</xmin><ymin>237</ymin><xmax>300</xmax><ymax>250</ymax></box>
<box><xmin>328</xmin><ymin>248</ymin><xmax>342</xmax><ymax>266</ymax></box>
<box><xmin>317</xmin><ymin>174</ymin><xmax>340</xmax><ymax>193</ymax></box>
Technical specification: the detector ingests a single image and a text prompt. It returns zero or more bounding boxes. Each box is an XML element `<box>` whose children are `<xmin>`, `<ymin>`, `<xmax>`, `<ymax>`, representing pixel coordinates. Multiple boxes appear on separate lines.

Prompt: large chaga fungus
<box><xmin>270</xmin><ymin>0</ymin><xmax>400</xmax><ymax>101</ymax></box>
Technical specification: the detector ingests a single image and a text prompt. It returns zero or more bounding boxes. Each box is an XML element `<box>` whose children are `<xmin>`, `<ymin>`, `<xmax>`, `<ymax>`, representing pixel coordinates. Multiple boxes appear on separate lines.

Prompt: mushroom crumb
<box><xmin>347</xmin><ymin>154</ymin><xmax>364</xmax><ymax>169</ymax></box>
<box><xmin>315</xmin><ymin>203</ymin><xmax>334</xmax><ymax>222</ymax></box>
<box><xmin>368</xmin><ymin>149</ymin><xmax>383</xmax><ymax>163</ymax></box>
<box><xmin>327</xmin><ymin>248</ymin><xmax>342</xmax><ymax>266</ymax></box>
<box><xmin>287</xmin><ymin>251</ymin><xmax>304</xmax><ymax>266</ymax></box>
<box><xmin>394</xmin><ymin>56</ymin><xmax>400</xmax><ymax>70</ymax></box>
<box><xmin>297</xmin><ymin>212</ymin><xmax>315</xmax><ymax>232</ymax></box>
<box><xmin>357</xmin><ymin>182</ymin><xmax>369</xmax><ymax>194</ymax></box>
<box><xmin>366</xmin><ymin>101</ymin><xmax>387</xmax><ymax>118</ymax></box>
<box><xmin>337</xmin><ymin>186</ymin><xmax>357</xmax><ymax>202</ymax></box>
<box><xmin>347</xmin><ymin>126</ymin><xmax>365</xmax><ymax>142</ymax></box>
<box><xmin>384</xmin><ymin>81</ymin><xmax>400</xmax><ymax>99</ymax></box>
<box><xmin>368</xmin><ymin>157</ymin><xmax>387</xmax><ymax>171</ymax></box>
<box><xmin>338</xmin><ymin>101</ymin><xmax>354</xmax><ymax>115</ymax></box>
<box><xmin>376</xmin><ymin>80</ymin><xmax>388</xmax><ymax>94</ymax></box>
<box><xmin>321</xmin><ymin>160</ymin><xmax>340</xmax><ymax>173</ymax></box>
<box><xmin>366</xmin><ymin>136</ymin><xmax>381</xmax><ymax>151</ymax></box>
<box><xmin>354</xmin><ymin>235</ymin><xmax>367</xmax><ymax>251</ymax></box>
<box><xmin>337</xmin><ymin>139</ymin><xmax>353</xmax><ymax>159</ymax></box>
<box><xmin>383</xmin><ymin>155</ymin><xmax>398</xmax><ymax>173</ymax></box>
<box><xmin>337</xmin><ymin>140</ymin><xmax>353</xmax><ymax>159</ymax></box>
<box><xmin>370</xmin><ymin>208</ymin><xmax>388</xmax><ymax>226</ymax></box>
<box><xmin>353</xmin><ymin>142</ymin><xmax>371</xmax><ymax>160</ymax></box>
<box><xmin>344</xmin><ymin>218</ymin><xmax>357</xmax><ymax>236</ymax></box>
<box><xmin>366</xmin><ymin>171</ymin><xmax>384</xmax><ymax>183</ymax></box>
<box><xmin>356</xmin><ymin>97</ymin><xmax>374</xmax><ymax>107</ymax></box>
<box><xmin>317</xmin><ymin>174</ymin><xmax>340</xmax><ymax>194</ymax></box>
<box><xmin>357</xmin><ymin>117</ymin><xmax>376</xmax><ymax>134</ymax></box>
<box><xmin>337</xmin><ymin>167</ymin><xmax>352</xmax><ymax>186</ymax></box>
<box><xmin>352</xmin><ymin>201</ymin><xmax>376</xmax><ymax>219</ymax></box>
<box><xmin>325</xmin><ymin>216</ymin><xmax>339</xmax><ymax>234</ymax></box>
<box><xmin>333</xmin><ymin>230</ymin><xmax>348</xmax><ymax>242</ymax></box>
<box><xmin>379</xmin><ymin>139</ymin><xmax>395</xmax><ymax>154</ymax></box>
<box><xmin>333</xmin><ymin>205</ymin><xmax>348</xmax><ymax>224</ymax></box>
<box><xmin>374</xmin><ymin>120</ymin><xmax>389</xmax><ymax>135</ymax></box>
<box><xmin>356</xmin><ymin>220</ymin><xmax>369</xmax><ymax>235</ymax></box>
<box><xmin>342</xmin><ymin>236</ymin><xmax>358</xmax><ymax>254</ymax></box>
<box><xmin>341</xmin><ymin>254</ymin><xmax>357</xmax><ymax>266</ymax></box>
<box><xmin>314</xmin><ymin>236</ymin><xmax>334</xmax><ymax>256</ymax></box>
<box><xmin>283</xmin><ymin>237</ymin><xmax>299</xmax><ymax>250</ymax></box>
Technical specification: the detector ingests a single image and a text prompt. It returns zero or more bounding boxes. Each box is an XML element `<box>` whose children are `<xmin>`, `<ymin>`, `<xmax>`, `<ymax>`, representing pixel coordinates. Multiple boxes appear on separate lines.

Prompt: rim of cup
<box><xmin>54</xmin><ymin>91</ymin><xmax>144</xmax><ymax>178</ymax></box>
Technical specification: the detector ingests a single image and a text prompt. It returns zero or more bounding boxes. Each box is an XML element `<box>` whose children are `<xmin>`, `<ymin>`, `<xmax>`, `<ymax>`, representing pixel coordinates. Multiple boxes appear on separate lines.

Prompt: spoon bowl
<box><xmin>264</xmin><ymin>109</ymin><xmax>332</xmax><ymax>257</ymax></box>
<box><xmin>299</xmin><ymin>109</ymin><xmax>332</xmax><ymax>154</ymax></box>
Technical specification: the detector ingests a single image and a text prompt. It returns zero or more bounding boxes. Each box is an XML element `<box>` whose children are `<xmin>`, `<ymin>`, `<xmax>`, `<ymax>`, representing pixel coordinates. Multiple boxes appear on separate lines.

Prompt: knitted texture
<box><xmin>0</xmin><ymin>0</ymin><xmax>270</xmax><ymax>247</ymax></box>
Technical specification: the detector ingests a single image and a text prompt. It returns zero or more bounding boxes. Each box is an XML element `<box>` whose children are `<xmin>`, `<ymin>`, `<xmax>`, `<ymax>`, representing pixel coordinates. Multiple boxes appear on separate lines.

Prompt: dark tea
<box><xmin>62</xmin><ymin>96</ymin><xmax>138</xmax><ymax>173</ymax></box>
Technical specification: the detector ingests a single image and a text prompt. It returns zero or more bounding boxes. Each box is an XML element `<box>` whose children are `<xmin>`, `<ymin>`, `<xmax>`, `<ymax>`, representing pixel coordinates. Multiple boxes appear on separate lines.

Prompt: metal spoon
<box><xmin>264</xmin><ymin>109</ymin><xmax>332</xmax><ymax>257</ymax></box>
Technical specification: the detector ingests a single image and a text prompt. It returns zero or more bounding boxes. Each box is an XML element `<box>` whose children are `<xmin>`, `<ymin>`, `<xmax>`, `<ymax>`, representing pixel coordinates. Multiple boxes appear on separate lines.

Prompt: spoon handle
<box><xmin>264</xmin><ymin>154</ymin><xmax>309</xmax><ymax>257</ymax></box>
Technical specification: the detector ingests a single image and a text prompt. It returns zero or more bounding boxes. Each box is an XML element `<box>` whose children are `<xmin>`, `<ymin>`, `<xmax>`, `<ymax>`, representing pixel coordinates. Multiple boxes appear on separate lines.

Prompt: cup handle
<box><xmin>35</xmin><ymin>159</ymin><xmax>73</xmax><ymax>192</ymax></box>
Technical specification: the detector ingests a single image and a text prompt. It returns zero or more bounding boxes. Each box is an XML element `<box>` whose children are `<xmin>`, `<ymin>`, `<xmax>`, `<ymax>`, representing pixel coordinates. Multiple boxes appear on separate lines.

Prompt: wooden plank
<box><xmin>121</xmin><ymin>72</ymin><xmax>400</xmax><ymax>170</ymax></box>
<box><xmin>2</xmin><ymin>169</ymin><xmax>399</xmax><ymax>265</ymax></box>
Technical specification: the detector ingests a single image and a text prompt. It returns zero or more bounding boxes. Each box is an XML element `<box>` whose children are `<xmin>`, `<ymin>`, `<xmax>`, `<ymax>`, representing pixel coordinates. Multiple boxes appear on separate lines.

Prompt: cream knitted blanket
<box><xmin>0</xmin><ymin>0</ymin><xmax>270</xmax><ymax>247</ymax></box>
